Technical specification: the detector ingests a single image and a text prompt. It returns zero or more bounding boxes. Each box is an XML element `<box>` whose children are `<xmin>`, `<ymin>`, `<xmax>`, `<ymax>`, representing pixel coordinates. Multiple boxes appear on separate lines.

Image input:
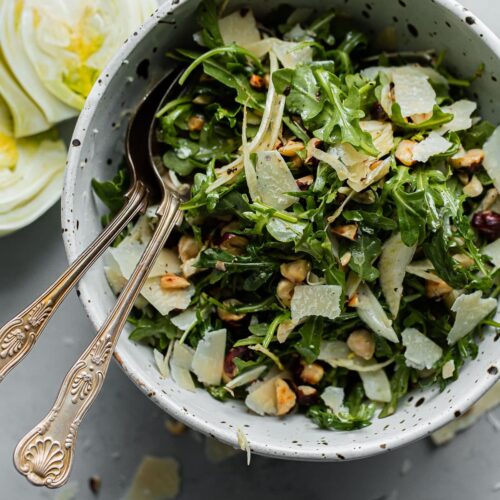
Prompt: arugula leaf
<box><xmin>346</xmin><ymin>234</ymin><xmax>381</xmax><ymax>282</ymax></box>
<box><xmin>380</xmin><ymin>356</ymin><xmax>411</xmax><ymax>418</ymax></box>
<box><xmin>313</xmin><ymin>68</ymin><xmax>378</xmax><ymax>155</ymax></box>
<box><xmin>343</xmin><ymin>210</ymin><xmax>397</xmax><ymax>231</ymax></box>
<box><xmin>461</xmin><ymin>120</ymin><xmax>495</xmax><ymax>149</ymax></box>
<box><xmin>91</xmin><ymin>170</ymin><xmax>128</xmax><ymax>215</ymax></box>
<box><xmin>391</xmin><ymin>103</ymin><xmax>453</xmax><ymax>130</ymax></box>
<box><xmin>128</xmin><ymin>314</ymin><xmax>178</xmax><ymax>351</ymax></box>
<box><xmin>196</xmin><ymin>0</ymin><xmax>224</xmax><ymax>49</ymax></box>
<box><xmin>307</xmin><ymin>403</ymin><xmax>375</xmax><ymax>430</ymax></box>
<box><xmin>295</xmin><ymin>317</ymin><xmax>323</xmax><ymax>363</ymax></box>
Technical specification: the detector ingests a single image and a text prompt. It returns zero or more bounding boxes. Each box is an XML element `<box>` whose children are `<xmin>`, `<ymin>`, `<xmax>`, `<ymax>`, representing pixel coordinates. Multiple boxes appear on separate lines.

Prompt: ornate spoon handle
<box><xmin>0</xmin><ymin>186</ymin><xmax>148</xmax><ymax>382</ymax></box>
<box><xmin>14</xmin><ymin>195</ymin><xmax>179</xmax><ymax>488</ymax></box>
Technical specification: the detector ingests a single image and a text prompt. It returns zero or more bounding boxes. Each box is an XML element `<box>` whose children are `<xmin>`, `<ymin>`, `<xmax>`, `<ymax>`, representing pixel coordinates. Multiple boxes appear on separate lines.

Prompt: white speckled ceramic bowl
<box><xmin>62</xmin><ymin>0</ymin><xmax>500</xmax><ymax>460</ymax></box>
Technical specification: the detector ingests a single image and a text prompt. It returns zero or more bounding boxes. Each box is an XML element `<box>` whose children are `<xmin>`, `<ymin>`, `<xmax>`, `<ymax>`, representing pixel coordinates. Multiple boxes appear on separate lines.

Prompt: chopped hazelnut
<box><xmin>463</xmin><ymin>175</ymin><xmax>483</xmax><ymax>198</ymax></box>
<box><xmin>347</xmin><ymin>294</ymin><xmax>360</xmax><ymax>307</ymax></box>
<box><xmin>340</xmin><ymin>251</ymin><xmax>352</xmax><ymax>267</ymax></box>
<box><xmin>187</xmin><ymin>114</ymin><xmax>205</xmax><ymax>132</ymax></box>
<box><xmin>296</xmin><ymin>174</ymin><xmax>314</xmax><ymax>190</ymax></box>
<box><xmin>276</xmin><ymin>279</ymin><xmax>295</xmax><ymax>307</ymax></box>
<box><xmin>280</xmin><ymin>259</ymin><xmax>310</xmax><ymax>283</ymax></box>
<box><xmin>477</xmin><ymin>188</ymin><xmax>498</xmax><ymax>212</ymax></box>
<box><xmin>347</xmin><ymin>329</ymin><xmax>375</xmax><ymax>360</ymax></box>
<box><xmin>215</xmin><ymin>260</ymin><xmax>226</xmax><ymax>272</ymax></box>
<box><xmin>425</xmin><ymin>278</ymin><xmax>453</xmax><ymax>299</ymax></box>
<box><xmin>160</xmin><ymin>274</ymin><xmax>190</xmax><ymax>290</ymax></box>
<box><xmin>289</xmin><ymin>155</ymin><xmax>303</xmax><ymax>169</ymax></box>
<box><xmin>275</xmin><ymin>379</ymin><xmax>297</xmax><ymax>416</ymax></box>
<box><xmin>249</xmin><ymin>74</ymin><xmax>266</xmax><ymax>89</ymax></box>
<box><xmin>220</xmin><ymin>234</ymin><xmax>249</xmax><ymax>255</ymax></box>
<box><xmin>178</xmin><ymin>235</ymin><xmax>200</xmax><ymax>263</ymax></box>
<box><xmin>452</xmin><ymin>253</ymin><xmax>475</xmax><ymax>268</ymax></box>
<box><xmin>331</xmin><ymin>224</ymin><xmax>358</xmax><ymax>241</ymax></box>
<box><xmin>410</xmin><ymin>112</ymin><xmax>433</xmax><ymax>124</ymax></box>
<box><xmin>395</xmin><ymin>139</ymin><xmax>417</xmax><ymax>167</ymax></box>
<box><xmin>279</xmin><ymin>140</ymin><xmax>305</xmax><ymax>157</ymax></box>
<box><xmin>217</xmin><ymin>299</ymin><xmax>246</xmax><ymax>323</ymax></box>
<box><xmin>450</xmin><ymin>149</ymin><xmax>484</xmax><ymax>169</ymax></box>
<box><xmin>299</xmin><ymin>362</ymin><xmax>324</xmax><ymax>385</ymax></box>
<box><xmin>296</xmin><ymin>385</ymin><xmax>319</xmax><ymax>406</ymax></box>
<box><xmin>277</xmin><ymin>319</ymin><xmax>297</xmax><ymax>344</ymax></box>
<box><xmin>192</xmin><ymin>94</ymin><xmax>213</xmax><ymax>105</ymax></box>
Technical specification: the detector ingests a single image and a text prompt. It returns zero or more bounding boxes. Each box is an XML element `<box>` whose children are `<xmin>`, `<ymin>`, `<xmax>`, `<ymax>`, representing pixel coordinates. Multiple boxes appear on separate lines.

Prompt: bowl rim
<box><xmin>62</xmin><ymin>0</ymin><xmax>500</xmax><ymax>460</ymax></box>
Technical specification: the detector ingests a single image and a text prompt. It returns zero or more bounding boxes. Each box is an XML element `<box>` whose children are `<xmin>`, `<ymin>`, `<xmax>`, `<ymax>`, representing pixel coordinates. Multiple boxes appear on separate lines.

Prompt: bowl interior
<box><xmin>62</xmin><ymin>0</ymin><xmax>500</xmax><ymax>460</ymax></box>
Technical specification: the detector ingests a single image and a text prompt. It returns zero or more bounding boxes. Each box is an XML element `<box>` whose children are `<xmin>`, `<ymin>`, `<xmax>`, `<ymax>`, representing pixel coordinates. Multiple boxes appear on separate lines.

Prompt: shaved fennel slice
<box><xmin>447</xmin><ymin>291</ymin><xmax>497</xmax><ymax>345</ymax></box>
<box><xmin>245</xmin><ymin>375</ymin><xmax>280</xmax><ymax>415</ymax></box>
<box><xmin>266</xmin><ymin>217</ymin><xmax>305</xmax><ymax>242</ymax></box>
<box><xmin>401</xmin><ymin>328</ymin><xmax>443</xmax><ymax>370</ymax></box>
<box><xmin>191</xmin><ymin>329</ymin><xmax>227</xmax><ymax>386</ymax></box>
<box><xmin>406</xmin><ymin>259</ymin><xmax>441</xmax><ymax>282</ymax></box>
<box><xmin>291</xmin><ymin>285</ymin><xmax>342</xmax><ymax>322</ymax></box>
<box><xmin>0</xmin><ymin>1</ymin><xmax>76</xmax><ymax>124</ymax></box>
<box><xmin>392</xmin><ymin>66</ymin><xmax>436</xmax><ymax>117</ymax></box>
<box><xmin>0</xmin><ymin>52</ymin><xmax>49</xmax><ymax>137</ymax></box>
<box><xmin>359</xmin><ymin>120</ymin><xmax>394</xmax><ymax>156</ymax></box>
<box><xmin>378</xmin><ymin>233</ymin><xmax>416</xmax><ymax>318</ymax></box>
<box><xmin>438</xmin><ymin>100</ymin><xmax>477</xmax><ymax>134</ymax></box>
<box><xmin>359</xmin><ymin>368</ymin><xmax>391</xmax><ymax>403</ymax></box>
<box><xmin>310</xmin><ymin>147</ymin><xmax>350</xmax><ymax>180</ymax></box>
<box><xmin>0</xmin><ymin>168</ymin><xmax>64</xmax><ymax>236</ymax></box>
<box><xmin>170</xmin><ymin>341</ymin><xmax>195</xmax><ymax>391</ymax></box>
<box><xmin>219</xmin><ymin>9</ymin><xmax>261</xmax><ymax>47</ymax></box>
<box><xmin>483</xmin><ymin>125</ymin><xmax>500</xmax><ymax>192</ymax></box>
<box><xmin>412</xmin><ymin>132</ymin><xmax>453</xmax><ymax>163</ymax></box>
<box><xmin>321</xmin><ymin>386</ymin><xmax>346</xmax><ymax>413</ymax></box>
<box><xmin>226</xmin><ymin>366</ymin><xmax>267</xmax><ymax>390</ymax></box>
<box><xmin>483</xmin><ymin>239</ymin><xmax>500</xmax><ymax>270</ymax></box>
<box><xmin>254</xmin><ymin>151</ymin><xmax>299</xmax><ymax>209</ymax></box>
<box><xmin>318</xmin><ymin>341</ymin><xmax>393</xmax><ymax>372</ymax></box>
<box><xmin>355</xmin><ymin>284</ymin><xmax>399</xmax><ymax>343</ymax></box>
<box><xmin>0</xmin><ymin>135</ymin><xmax>66</xmax><ymax>213</ymax></box>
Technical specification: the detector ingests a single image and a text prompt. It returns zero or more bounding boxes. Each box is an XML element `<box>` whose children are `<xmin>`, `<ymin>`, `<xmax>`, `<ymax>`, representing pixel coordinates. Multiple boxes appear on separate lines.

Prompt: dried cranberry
<box><xmin>472</xmin><ymin>210</ymin><xmax>500</xmax><ymax>240</ymax></box>
<box><xmin>223</xmin><ymin>346</ymin><xmax>252</xmax><ymax>379</ymax></box>
<box><xmin>371</xmin><ymin>102</ymin><xmax>388</xmax><ymax>121</ymax></box>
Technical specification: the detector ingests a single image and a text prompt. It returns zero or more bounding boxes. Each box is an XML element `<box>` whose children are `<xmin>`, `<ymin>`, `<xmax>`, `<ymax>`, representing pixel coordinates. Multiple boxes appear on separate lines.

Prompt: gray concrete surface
<box><xmin>0</xmin><ymin>0</ymin><xmax>499</xmax><ymax>498</ymax></box>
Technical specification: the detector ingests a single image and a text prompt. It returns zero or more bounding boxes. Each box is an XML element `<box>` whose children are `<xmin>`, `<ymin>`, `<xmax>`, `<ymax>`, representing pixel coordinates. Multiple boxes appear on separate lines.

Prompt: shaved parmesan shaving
<box><xmin>170</xmin><ymin>342</ymin><xmax>195</xmax><ymax>392</ymax></box>
<box><xmin>355</xmin><ymin>284</ymin><xmax>399</xmax><ymax>343</ymax></box>
<box><xmin>321</xmin><ymin>386</ymin><xmax>346</xmax><ymax>413</ymax></box>
<box><xmin>442</xmin><ymin>359</ymin><xmax>455</xmax><ymax>379</ymax></box>
<box><xmin>392</xmin><ymin>66</ymin><xmax>436</xmax><ymax>117</ymax></box>
<box><xmin>431</xmin><ymin>382</ymin><xmax>500</xmax><ymax>445</ymax></box>
<box><xmin>125</xmin><ymin>456</ymin><xmax>180</xmax><ymax>500</ymax></box>
<box><xmin>483</xmin><ymin>125</ymin><xmax>500</xmax><ymax>192</ymax></box>
<box><xmin>253</xmin><ymin>151</ymin><xmax>299</xmax><ymax>210</ymax></box>
<box><xmin>406</xmin><ymin>259</ymin><xmax>441</xmax><ymax>282</ymax></box>
<box><xmin>401</xmin><ymin>328</ymin><xmax>443</xmax><ymax>370</ymax></box>
<box><xmin>359</xmin><ymin>368</ymin><xmax>392</xmax><ymax>403</ymax></box>
<box><xmin>318</xmin><ymin>341</ymin><xmax>393</xmax><ymax>372</ymax></box>
<box><xmin>291</xmin><ymin>285</ymin><xmax>342</xmax><ymax>322</ymax></box>
<box><xmin>103</xmin><ymin>262</ymin><xmax>127</xmax><ymax>295</ymax></box>
<box><xmin>438</xmin><ymin>100</ymin><xmax>477</xmax><ymax>134</ymax></box>
<box><xmin>171</xmin><ymin>309</ymin><xmax>197</xmax><ymax>331</ymax></box>
<box><xmin>412</xmin><ymin>132</ymin><xmax>453</xmax><ymax>163</ymax></box>
<box><xmin>191</xmin><ymin>329</ymin><xmax>226</xmax><ymax>386</ymax></box>
<box><xmin>271</xmin><ymin>40</ymin><xmax>313</xmax><ymax>69</ymax></box>
<box><xmin>379</xmin><ymin>233</ymin><xmax>416</xmax><ymax>318</ymax></box>
<box><xmin>140</xmin><ymin>278</ymin><xmax>194</xmax><ymax>316</ymax></box>
<box><xmin>483</xmin><ymin>239</ymin><xmax>500</xmax><ymax>270</ymax></box>
<box><xmin>226</xmin><ymin>366</ymin><xmax>267</xmax><ymax>390</ymax></box>
<box><xmin>447</xmin><ymin>291</ymin><xmax>497</xmax><ymax>345</ymax></box>
<box><xmin>237</xmin><ymin>428</ymin><xmax>252</xmax><ymax>466</ymax></box>
<box><xmin>347</xmin><ymin>156</ymin><xmax>391</xmax><ymax>192</ymax></box>
<box><xmin>219</xmin><ymin>9</ymin><xmax>261</xmax><ymax>47</ymax></box>
<box><xmin>245</xmin><ymin>375</ymin><xmax>279</xmax><ymax>415</ymax></box>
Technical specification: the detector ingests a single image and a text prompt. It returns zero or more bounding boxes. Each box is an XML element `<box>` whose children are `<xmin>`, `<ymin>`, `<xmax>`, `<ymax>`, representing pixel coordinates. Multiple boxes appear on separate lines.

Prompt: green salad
<box><xmin>94</xmin><ymin>0</ymin><xmax>500</xmax><ymax>430</ymax></box>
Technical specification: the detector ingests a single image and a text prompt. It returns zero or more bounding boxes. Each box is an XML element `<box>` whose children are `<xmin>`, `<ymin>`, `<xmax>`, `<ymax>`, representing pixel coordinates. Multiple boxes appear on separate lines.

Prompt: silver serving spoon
<box><xmin>13</xmin><ymin>69</ymin><xmax>185</xmax><ymax>488</ymax></box>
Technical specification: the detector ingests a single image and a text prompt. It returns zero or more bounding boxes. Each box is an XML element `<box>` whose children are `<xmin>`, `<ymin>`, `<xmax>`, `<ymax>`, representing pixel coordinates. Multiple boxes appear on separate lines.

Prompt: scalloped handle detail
<box><xmin>14</xmin><ymin>195</ymin><xmax>180</xmax><ymax>488</ymax></box>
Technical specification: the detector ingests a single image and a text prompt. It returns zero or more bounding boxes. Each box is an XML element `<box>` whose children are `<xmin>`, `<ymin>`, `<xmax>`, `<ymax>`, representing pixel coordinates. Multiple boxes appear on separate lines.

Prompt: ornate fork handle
<box><xmin>14</xmin><ymin>195</ymin><xmax>180</xmax><ymax>488</ymax></box>
<box><xmin>0</xmin><ymin>186</ymin><xmax>148</xmax><ymax>382</ymax></box>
